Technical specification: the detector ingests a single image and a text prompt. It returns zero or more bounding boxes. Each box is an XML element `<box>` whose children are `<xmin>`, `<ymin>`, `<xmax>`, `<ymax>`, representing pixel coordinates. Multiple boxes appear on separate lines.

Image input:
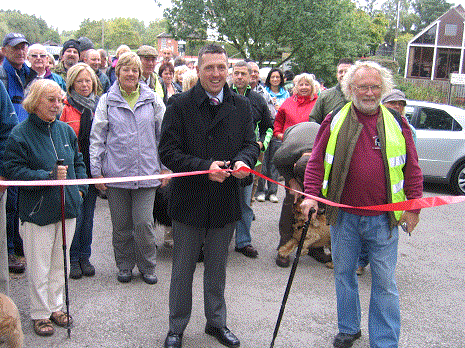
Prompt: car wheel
<box><xmin>451</xmin><ymin>162</ymin><xmax>465</xmax><ymax>195</ymax></box>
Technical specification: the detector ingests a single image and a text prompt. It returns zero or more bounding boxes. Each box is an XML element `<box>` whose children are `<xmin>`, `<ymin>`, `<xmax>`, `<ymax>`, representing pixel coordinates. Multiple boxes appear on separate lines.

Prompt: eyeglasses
<box><xmin>352</xmin><ymin>85</ymin><xmax>382</xmax><ymax>93</ymax></box>
<box><xmin>30</xmin><ymin>54</ymin><xmax>47</xmax><ymax>59</ymax></box>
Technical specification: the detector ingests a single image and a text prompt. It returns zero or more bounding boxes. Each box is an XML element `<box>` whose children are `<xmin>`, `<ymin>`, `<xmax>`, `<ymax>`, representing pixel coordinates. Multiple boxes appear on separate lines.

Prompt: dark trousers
<box><xmin>277</xmin><ymin>184</ymin><xmax>294</xmax><ymax>249</ymax></box>
<box><xmin>70</xmin><ymin>185</ymin><xmax>98</xmax><ymax>262</ymax></box>
<box><xmin>6</xmin><ymin>186</ymin><xmax>23</xmax><ymax>256</ymax></box>
<box><xmin>169</xmin><ymin>220</ymin><xmax>235</xmax><ymax>333</ymax></box>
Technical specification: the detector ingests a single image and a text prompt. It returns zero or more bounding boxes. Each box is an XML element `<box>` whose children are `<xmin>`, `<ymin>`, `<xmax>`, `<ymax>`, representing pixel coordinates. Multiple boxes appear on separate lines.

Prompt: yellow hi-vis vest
<box><xmin>322</xmin><ymin>102</ymin><xmax>407</xmax><ymax>220</ymax></box>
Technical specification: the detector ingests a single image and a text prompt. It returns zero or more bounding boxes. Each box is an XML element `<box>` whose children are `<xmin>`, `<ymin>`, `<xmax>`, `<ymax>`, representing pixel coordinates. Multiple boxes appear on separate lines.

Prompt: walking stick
<box><xmin>270</xmin><ymin>208</ymin><xmax>315</xmax><ymax>348</ymax></box>
<box><xmin>57</xmin><ymin>159</ymin><xmax>71</xmax><ymax>338</ymax></box>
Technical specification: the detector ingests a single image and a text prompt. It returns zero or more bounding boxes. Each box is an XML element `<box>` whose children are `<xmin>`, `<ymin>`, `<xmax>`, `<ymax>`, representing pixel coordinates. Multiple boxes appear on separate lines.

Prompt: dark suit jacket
<box><xmin>159</xmin><ymin>81</ymin><xmax>259</xmax><ymax>229</ymax></box>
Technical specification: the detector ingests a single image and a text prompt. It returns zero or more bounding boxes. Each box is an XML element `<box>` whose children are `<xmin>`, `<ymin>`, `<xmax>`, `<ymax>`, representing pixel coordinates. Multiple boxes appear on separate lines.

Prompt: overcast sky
<box><xmin>3</xmin><ymin>0</ymin><xmax>172</xmax><ymax>32</ymax></box>
<box><xmin>3</xmin><ymin>0</ymin><xmax>465</xmax><ymax>32</ymax></box>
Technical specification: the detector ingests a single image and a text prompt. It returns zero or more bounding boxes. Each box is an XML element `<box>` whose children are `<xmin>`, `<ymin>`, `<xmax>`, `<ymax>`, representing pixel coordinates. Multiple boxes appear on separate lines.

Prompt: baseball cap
<box><xmin>3</xmin><ymin>33</ymin><xmax>29</xmax><ymax>47</ymax></box>
<box><xmin>382</xmin><ymin>89</ymin><xmax>407</xmax><ymax>105</ymax></box>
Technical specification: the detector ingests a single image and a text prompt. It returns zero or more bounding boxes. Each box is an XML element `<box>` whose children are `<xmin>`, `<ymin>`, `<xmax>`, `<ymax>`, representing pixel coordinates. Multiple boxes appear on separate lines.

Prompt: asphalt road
<box><xmin>8</xmin><ymin>182</ymin><xmax>465</xmax><ymax>348</ymax></box>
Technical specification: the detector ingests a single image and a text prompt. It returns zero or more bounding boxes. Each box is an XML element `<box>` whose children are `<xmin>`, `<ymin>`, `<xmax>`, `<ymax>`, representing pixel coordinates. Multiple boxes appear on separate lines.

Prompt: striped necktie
<box><xmin>210</xmin><ymin>97</ymin><xmax>220</xmax><ymax>105</ymax></box>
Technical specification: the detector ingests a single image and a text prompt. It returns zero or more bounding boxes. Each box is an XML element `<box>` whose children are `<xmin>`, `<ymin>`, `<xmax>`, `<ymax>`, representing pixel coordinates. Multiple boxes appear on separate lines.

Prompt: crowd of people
<box><xmin>0</xmin><ymin>31</ymin><xmax>423</xmax><ymax>348</ymax></box>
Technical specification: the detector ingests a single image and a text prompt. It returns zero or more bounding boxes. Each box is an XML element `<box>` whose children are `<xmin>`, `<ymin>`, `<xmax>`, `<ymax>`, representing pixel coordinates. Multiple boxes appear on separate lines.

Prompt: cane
<box><xmin>57</xmin><ymin>159</ymin><xmax>72</xmax><ymax>338</ymax></box>
<box><xmin>270</xmin><ymin>208</ymin><xmax>315</xmax><ymax>348</ymax></box>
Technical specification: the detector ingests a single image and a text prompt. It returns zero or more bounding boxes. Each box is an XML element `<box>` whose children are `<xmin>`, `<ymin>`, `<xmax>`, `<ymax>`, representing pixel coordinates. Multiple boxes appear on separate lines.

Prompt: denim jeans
<box><xmin>256</xmin><ymin>138</ymin><xmax>281</xmax><ymax>198</ymax></box>
<box><xmin>235</xmin><ymin>183</ymin><xmax>253</xmax><ymax>249</ymax></box>
<box><xmin>331</xmin><ymin>211</ymin><xmax>400</xmax><ymax>348</ymax></box>
<box><xmin>6</xmin><ymin>186</ymin><xmax>23</xmax><ymax>256</ymax></box>
<box><xmin>70</xmin><ymin>185</ymin><xmax>98</xmax><ymax>262</ymax></box>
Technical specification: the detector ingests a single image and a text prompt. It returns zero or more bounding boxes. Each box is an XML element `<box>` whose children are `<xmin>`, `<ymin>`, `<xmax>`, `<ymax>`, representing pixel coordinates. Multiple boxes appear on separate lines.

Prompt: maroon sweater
<box><xmin>304</xmin><ymin>106</ymin><xmax>423</xmax><ymax>216</ymax></box>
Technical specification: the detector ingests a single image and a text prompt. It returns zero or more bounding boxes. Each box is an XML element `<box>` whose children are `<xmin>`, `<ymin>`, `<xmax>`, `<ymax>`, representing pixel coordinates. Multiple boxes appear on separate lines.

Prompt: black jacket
<box><xmin>159</xmin><ymin>81</ymin><xmax>259</xmax><ymax>228</ymax></box>
<box><xmin>231</xmin><ymin>86</ymin><xmax>273</xmax><ymax>144</ymax></box>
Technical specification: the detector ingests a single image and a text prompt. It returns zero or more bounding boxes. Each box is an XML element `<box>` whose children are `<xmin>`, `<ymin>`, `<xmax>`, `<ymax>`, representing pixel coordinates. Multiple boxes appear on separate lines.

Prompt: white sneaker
<box><xmin>269</xmin><ymin>194</ymin><xmax>279</xmax><ymax>203</ymax></box>
<box><xmin>256</xmin><ymin>193</ymin><xmax>266</xmax><ymax>202</ymax></box>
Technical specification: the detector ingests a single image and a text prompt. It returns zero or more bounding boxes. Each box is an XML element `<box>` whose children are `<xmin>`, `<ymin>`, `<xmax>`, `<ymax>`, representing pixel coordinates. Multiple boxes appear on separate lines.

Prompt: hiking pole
<box><xmin>57</xmin><ymin>159</ymin><xmax>71</xmax><ymax>338</ymax></box>
<box><xmin>270</xmin><ymin>208</ymin><xmax>315</xmax><ymax>348</ymax></box>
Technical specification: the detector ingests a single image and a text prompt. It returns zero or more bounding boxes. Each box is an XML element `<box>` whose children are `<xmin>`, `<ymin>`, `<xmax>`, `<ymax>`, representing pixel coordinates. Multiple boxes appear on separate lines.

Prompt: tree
<box><xmin>107</xmin><ymin>18</ymin><xmax>141</xmax><ymax>49</ymax></box>
<box><xmin>165</xmin><ymin>0</ymin><xmax>372</xmax><ymax>67</ymax></box>
<box><xmin>412</xmin><ymin>0</ymin><xmax>452</xmax><ymax>31</ymax></box>
<box><xmin>141</xmin><ymin>19</ymin><xmax>168</xmax><ymax>47</ymax></box>
<box><xmin>0</xmin><ymin>10</ymin><xmax>60</xmax><ymax>45</ymax></box>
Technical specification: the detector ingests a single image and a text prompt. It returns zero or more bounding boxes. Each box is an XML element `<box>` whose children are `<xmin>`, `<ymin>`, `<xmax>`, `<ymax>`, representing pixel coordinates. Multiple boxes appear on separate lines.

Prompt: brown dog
<box><xmin>278</xmin><ymin>195</ymin><xmax>332</xmax><ymax>268</ymax></box>
<box><xmin>0</xmin><ymin>293</ymin><xmax>23</xmax><ymax>348</ymax></box>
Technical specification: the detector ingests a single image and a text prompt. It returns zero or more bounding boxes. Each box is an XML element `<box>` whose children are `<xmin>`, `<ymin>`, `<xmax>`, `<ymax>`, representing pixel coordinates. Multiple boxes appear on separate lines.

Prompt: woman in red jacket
<box><xmin>61</xmin><ymin>63</ymin><xmax>100</xmax><ymax>280</ymax></box>
<box><xmin>273</xmin><ymin>73</ymin><xmax>319</xmax><ymax>141</ymax></box>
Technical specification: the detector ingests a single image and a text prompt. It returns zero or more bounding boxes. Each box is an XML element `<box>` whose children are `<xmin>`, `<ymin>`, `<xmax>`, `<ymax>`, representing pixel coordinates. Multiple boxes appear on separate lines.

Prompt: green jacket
<box><xmin>52</xmin><ymin>61</ymin><xmax>68</xmax><ymax>81</ymax></box>
<box><xmin>309</xmin><ymin>84</ymin><xmax>347</xmax><ymax>124</ymax></box>
<box><xmin>3</xmin><ymin>113</ymin><xmax>87</xmax><ymax>226</ymax></box>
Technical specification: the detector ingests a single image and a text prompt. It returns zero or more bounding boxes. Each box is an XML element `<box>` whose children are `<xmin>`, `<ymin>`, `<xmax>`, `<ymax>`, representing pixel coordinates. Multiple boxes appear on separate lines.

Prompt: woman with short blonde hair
<box><xmin>115</xmin><ymin>52</ymin><xmax>142</xmax><ymax>78</ymax></box>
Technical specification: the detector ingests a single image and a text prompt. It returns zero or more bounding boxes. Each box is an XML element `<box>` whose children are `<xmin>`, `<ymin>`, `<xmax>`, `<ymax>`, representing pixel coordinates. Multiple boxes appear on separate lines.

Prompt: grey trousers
<box><xmin>0</xmin><ymin>191</ymin><xmax>9</xmax><ymax>295</ymax></box>
<box><xmin>169</xmin><ymin>220</ymin><xmax>235</xmax><ymax>333</ymax></box>
<box><xmin>106</xmin><ymin>187</ymin><xmax>157</xmax><ymax>274</ymax></box>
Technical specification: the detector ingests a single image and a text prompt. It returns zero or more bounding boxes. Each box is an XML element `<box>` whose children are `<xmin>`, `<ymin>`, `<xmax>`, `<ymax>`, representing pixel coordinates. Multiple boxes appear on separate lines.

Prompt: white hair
<box><xmin>341</xmin><ymin>60</ymin><xmax>394</xmax><ymax>101</ymax></box>
<box><xmin>27</xmin><ymin>43</ymin><xmax>46</xmax><ymax>55</ymax></box>
<box><xmin>293</xmin><ymin>73</ymin><xmax>317</xmax><ymax>96</ymax></box>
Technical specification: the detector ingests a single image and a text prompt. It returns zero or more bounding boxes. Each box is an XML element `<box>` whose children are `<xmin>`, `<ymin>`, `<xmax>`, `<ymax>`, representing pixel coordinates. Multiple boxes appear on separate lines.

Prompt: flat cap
<box><xmin>382</xmin><ymin>89</ymin><xmax>407</xmax><ymax>105</ymax></box>
<box><xmin>137</xmin><ymin>45</ymin><xmax>158</xmax><ymax>57</ymax></box>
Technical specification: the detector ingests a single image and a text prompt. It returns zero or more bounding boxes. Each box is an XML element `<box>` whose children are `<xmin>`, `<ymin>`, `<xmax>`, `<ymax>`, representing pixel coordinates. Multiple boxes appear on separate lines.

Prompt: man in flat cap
<box><xmin>137</xmin><ymin>45</ymin><xmax>164</xmax><ymax>99</ymax></box>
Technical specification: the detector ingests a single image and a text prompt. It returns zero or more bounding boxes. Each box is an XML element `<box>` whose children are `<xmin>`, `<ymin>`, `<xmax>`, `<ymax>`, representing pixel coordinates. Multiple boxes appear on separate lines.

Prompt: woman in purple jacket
<box><xmin>89</xmin><ymin>52</ymin><xmax>168</xmax><ymax>285</ymax></box>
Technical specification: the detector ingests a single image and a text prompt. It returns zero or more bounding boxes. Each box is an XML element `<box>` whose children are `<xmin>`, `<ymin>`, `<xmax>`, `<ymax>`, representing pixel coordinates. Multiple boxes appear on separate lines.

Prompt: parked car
<box><xmin>404</xmin><ymin>100</ymin><xmax>465</xmax><ymax>195</ymax></box>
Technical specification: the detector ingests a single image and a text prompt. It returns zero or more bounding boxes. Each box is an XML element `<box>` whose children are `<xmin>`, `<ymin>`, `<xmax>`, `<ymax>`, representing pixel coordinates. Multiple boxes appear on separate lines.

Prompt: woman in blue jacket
<box><xmin>3</xmin><ymin>79</ymin><xmax>87</xmax><ymax>337</ymax></box>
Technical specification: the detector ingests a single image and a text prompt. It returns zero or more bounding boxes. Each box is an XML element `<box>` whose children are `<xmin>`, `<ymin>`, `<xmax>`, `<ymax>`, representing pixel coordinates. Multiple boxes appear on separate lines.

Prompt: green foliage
<box><xmin>164</xmin><ymin>0</ymin><xmax>389</xmax><ymax>87</ymax></box>
<box><xmin>141</xmin><ymin>19</ymin><xmax>168</xmax><ymax>47</ymax></box>
<box><xmin>363</xmin><ymin>56</ymin><xmax>399</xmax><ymax>75</ymax></box>
<box><xmin>73</xmin><ymin>17</ymin><xmax>169</xmax><ymax>50</ymax></box>
<box><xmin>413</xmin><ymin>0</ymin><xmax>453</xmax><ymax>31</ymax></box>
<box><xmin>395</xmin><ymin>76</ymin><xmax>448</xmax><ymax>103</ymax></box>
<box><xmin>396</xmin><ymin>33</ymin><xmax>414</xmax><ymax>75</ymax></box>
<box><xmin>0</xmin><ymin>10</ymin><xmax>60</xmax><ymax>45</ymax></box>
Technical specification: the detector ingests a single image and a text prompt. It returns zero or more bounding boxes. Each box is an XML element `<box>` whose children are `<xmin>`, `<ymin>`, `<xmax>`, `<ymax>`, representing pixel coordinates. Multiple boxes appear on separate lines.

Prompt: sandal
<box><xmin>33</xmin><ymin>319</ymin><xmax>54</xmax><ymax>336</ymax></box>
<box><xmin>50</xmin><ymin>311</ymin><xmax>73</xmax><ymax>327</ymax></box>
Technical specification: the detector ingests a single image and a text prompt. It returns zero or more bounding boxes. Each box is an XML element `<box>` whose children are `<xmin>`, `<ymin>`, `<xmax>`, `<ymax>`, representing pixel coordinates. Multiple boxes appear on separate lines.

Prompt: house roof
<box><xmin>408</xmin><ymin>4</ymin><xmax>465</xmax><ymax>46</ymax></box>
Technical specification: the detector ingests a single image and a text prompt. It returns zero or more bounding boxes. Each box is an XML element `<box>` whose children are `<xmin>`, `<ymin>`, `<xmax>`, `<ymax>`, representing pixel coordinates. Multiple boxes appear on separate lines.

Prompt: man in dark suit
<box><xmin>159</xmin><ymin>44</ymin><xmax>259</xmax><ymax>348</ymax></box>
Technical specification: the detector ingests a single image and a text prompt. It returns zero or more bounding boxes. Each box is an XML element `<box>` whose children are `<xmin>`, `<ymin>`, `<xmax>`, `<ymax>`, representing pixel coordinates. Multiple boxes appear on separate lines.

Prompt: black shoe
<box><xmin>205</xmin><ymin>325</ymin><xmax>240</xmax><ymax>348</ymax></box>
<box><xmin>141</xmin><ymin>272</ymin><xmax>158</xmax><ymax>285</ymax></box>
<box><xmin>333</xmin><ymin>330</ymin><xmax>362</xmax><ymax>348</ymax></box>
<box><xmin>308</xmin><ymin>247</ymin><xmax>332</xmax><ymax>264</ymax></box>
<box><xmin>79</xmin><ymin>259</ymin><xmax>95</xmax><ymax>277</ymax></box>
<box><xmin>234</xmin><ymin>245</ymin><xmax>258</xmax><ymax>258</ymax></box>
<box><xmin>8</xmin><ymin>254</ymin><xmax>25</xmax><ymax>273</ymax></box>
<box><xmin>69</xmin><ymin>261</ymin><xmax>82</xmax><ymax>279</ymax></box>
<box><xmin>164</xmin><ymin>331</ymin><xmax>182</xmax><ymax>348</ymax></box>
<box><xmin>117</xmin><ymin>269</ymin><xmax>132</xmax><ymax>283</ymax></box>
<box><xmin>275</xmin><ymin>254</ymin><xmax>290</xmax><ymax>268</ymax></box>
